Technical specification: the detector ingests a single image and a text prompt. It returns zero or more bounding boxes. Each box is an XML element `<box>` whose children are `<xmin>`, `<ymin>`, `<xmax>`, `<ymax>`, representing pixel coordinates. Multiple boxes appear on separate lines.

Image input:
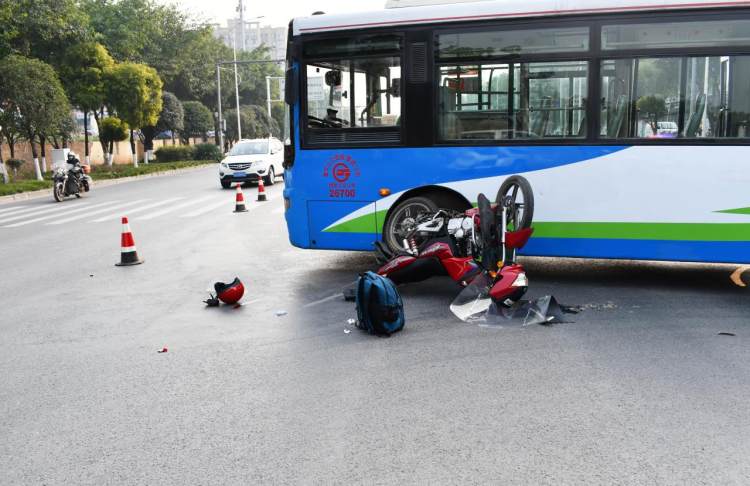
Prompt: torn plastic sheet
<box><xmin>450</xmin><ymin>275</ymin><xmax>572</xmax><ymax>326</ymax></box>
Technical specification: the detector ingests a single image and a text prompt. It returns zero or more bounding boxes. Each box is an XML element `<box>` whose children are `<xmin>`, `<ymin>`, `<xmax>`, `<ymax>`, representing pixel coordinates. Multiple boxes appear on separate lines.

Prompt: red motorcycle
<box><xmin>375</xmin><ymin>176</ymin><xmax>534</xmax><ymax>307</ymax></box>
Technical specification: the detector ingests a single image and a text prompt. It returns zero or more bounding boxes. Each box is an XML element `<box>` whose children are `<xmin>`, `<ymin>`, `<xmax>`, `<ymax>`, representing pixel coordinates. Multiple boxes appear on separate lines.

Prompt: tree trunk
<box><xmin>108</xmin><ymin>140</ymin><xmax>114</xmax><ymax>166</ymax></box>
<box><xmin>30</xmin><ymin>136</ymin><xmax>42</xmax><ymax>181</ymax></box>
<box><xmin>83</xmin><ymin>111</ymin><xmax>91</xmax><ymax>164</ymax></box>
<box><xmin>171</xmin><ymin>132</ymin><xmax>175</xmax><ymax>146</ymax></box>
<box><xmin>40</xmin><ymin>135</ymin><xmax>47</xmax><ymax>173</ymax></box>
<box><xmin>0</xmin><ymin>143</ymin><xmax>7</xmax><ymax>184</ymax></box>
<box><xmin>130</xmin><ymin>129</ymin><xmax>138</xmax><ymax>167</ymax></box>
<box><xmin>93</xmin><ymin>111</ymin><xmax>107</xmax><ymax>156</ymax></box>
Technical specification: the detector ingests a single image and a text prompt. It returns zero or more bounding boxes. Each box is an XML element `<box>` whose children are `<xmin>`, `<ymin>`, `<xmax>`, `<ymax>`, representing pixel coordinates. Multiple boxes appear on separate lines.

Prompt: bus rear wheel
<box><xmin>383</xmin><ymin>196</ymin><xmax>439</xmax><ymax>254</ymax></box>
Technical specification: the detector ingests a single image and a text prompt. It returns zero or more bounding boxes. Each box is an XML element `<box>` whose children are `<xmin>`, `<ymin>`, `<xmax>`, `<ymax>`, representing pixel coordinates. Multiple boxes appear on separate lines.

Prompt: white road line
<box><xmin>47</xmin><ymin>199</ymin><xmax>152</xmax><ymax>225</ymax></box>
<box><xmin>4</xmin><ymin>201</ymin><xmax>121</xmax><ymax>228</ymax></box>
<box><xmin>181</xmin><ymin>198</ymin><xmax>241</xmax><ymax>217</ymax></box>
<box><xmin>0</xmin><ymin>202</ymin><xmax>79</xmax><ymax>224</ymax></box>
<box><xmin>91</xmin><ymin>197</ymin><xmax>184</xmax><ymax>222</ymax></box>
<box><xmin>139</xmin><ymin>195</ymin><xmax>216</xmax><ymax>220</ymax></box>
<box><xmin>0</xmin><ymin>205</ymin><xmax>30</xmax><ymax>215</ymax></box>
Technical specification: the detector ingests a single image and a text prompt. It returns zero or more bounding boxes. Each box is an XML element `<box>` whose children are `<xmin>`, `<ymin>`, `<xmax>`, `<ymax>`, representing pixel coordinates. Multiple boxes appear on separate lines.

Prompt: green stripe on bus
<box><xmin>717</xmin><ymin>207</ymin><xmax>750</xmax><ymax>215</ymax></box>
<box><xmin>326</xmin><ymin>217</ymin><xmax>750</xmax><ymax>241</ymax></box>
<box><xmin>532</xmin><ymin>222</ymin><xmax>750</xmax><ymax>241</ymax></box>
<box><xmin>323</xmin><ymin>210</ymin><xmax>388</xmax><ymax>234</ymax></box>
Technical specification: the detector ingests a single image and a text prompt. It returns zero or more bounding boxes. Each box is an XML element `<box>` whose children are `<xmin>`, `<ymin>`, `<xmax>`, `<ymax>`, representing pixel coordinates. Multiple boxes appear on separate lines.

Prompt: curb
<box><xmin>0</xmin><ymin>164</ymin><xmax>214</xmax><ymax>205</ymax></box>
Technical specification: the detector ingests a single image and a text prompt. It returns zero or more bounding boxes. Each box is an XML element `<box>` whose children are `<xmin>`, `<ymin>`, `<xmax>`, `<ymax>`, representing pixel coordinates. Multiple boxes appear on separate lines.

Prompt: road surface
<box><xmin>1</xmin><ymin>166</ymin><xmax>749</xmax><ymax>484</ymax></box>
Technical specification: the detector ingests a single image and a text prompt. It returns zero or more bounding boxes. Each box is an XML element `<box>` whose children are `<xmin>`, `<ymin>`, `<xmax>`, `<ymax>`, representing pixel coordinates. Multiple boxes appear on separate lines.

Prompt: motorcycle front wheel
<box><xmin>53</xmin><ymin>182</ymin><xmax>65</xmax><ymax>202</ymax></box>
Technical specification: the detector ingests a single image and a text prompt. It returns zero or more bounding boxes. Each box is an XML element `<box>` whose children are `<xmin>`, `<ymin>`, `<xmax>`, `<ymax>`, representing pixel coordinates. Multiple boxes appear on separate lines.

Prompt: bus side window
<box><xmin>601</xmin><ymin>55</ymin><xmax>750</xmax><ymax>139</ymax></box>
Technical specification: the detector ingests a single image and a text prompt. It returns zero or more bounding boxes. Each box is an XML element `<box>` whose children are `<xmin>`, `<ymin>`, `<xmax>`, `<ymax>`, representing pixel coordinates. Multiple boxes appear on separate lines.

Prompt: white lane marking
<box><xmin>0</xmin><ymin>202</ymin><xmax>80</xmax><ymax>224</ymax></box>
<box><xmin>139</xmin><ymin>195</ymin><xmax>216</xmax><ymax>220</ymax></box>
<box><xmin>91</xmin><ymin>197</ymin><xmax>184</xmax><ymax>222</ymax></box>
<box><xmin>4</xmin><ymin>201</ymin><xmax>121</xmax><ymax>227</ymax></box>
<box><xmin>181</xmin><ymin>198</ymin><xmax>242</xmax><ymax>217</ymax></box>
<box><xmin>0</xmin><ymin>205</ymin><xmax>31</xmax><ymax>215</ymax></box>
<box><xmin>47</xmin><ymin>199</ymin><xmax>151</xmax><ymax>225</ymax></box>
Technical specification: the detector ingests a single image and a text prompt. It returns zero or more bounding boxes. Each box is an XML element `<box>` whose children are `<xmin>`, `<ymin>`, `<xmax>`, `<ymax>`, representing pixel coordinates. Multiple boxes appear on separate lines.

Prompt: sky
<box><xmin>159</xmin><ymin>0</ymin><xmax>386</xmax><ymax>27</ymax></box>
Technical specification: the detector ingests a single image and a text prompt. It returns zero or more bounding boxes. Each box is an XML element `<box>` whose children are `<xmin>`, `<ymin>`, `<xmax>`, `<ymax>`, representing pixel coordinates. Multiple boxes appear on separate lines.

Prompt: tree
<box><xmin>0</xmin><ymin>107</ymin><xmax>23</xmax><ymax>159</ymax></box>
<box><xmin>141</xmin><ymin>91</ymin><xmax>183</xmax><ymax>159</ymax></box>
<box><xmin>106</xmin><ymin>62</ymin><xmax>163</xmax><ymax>166</ymax></box>
<box><xmin>0</xmin><ymin>55</ymin><xmax>72</xmax><ymax>180</ymax></box>
<box><xmin>1</xmin><ymin>0</ymin><xmax>91</xmax><ymax>62</ymax></box>
<box><xmin>637</xmin><ymin>95</ymin><xmax>667</xmax><ymax>136</ymax></box>
<box><xmin>98</xmin><ymin>116</ymin><xmax>129</xmax><ymax>165</ymax></box>
<box><xmin>58</xmin><ymin>42</ymin><xmax>114</xmax><ymax>163</ymax></box>
<box><xmin>224</xmin><ymin>105</ymin><xmax>280</xmax><ymax>144</ymax></box>
<box><xmin>46</xmin><ymin>113</ymin><xmax>77</xmax><ymax>149</ymax></box>
<box><xmin>181</xmin><ymin>101</ymin><xmax>213</xmax><ymax>144</ymax></box>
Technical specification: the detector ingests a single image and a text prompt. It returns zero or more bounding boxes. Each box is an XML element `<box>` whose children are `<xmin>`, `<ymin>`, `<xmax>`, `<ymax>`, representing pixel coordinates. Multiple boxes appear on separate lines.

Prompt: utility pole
<box><xmin>216</xmin><ymin>65</ymin><xmax>224</xmax><ymax>150</ymax></box>
<box><xmin>237</xmin><ymin>0</ymin><xmax>246</xmax><ymax>51</ymax></box>
<box><xmin>233</xmin><ymin>30</ymin><xmax>242</xmax><ymax>141</ymax></box>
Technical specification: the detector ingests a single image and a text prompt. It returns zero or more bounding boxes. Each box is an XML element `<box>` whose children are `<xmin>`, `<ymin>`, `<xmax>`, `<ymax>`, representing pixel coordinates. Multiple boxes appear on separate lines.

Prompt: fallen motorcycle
<box><xmin>375</xmin><ymin>175</ymin><xmax>535</xmax><ymax>308</ymax></box>
<box><xmin>53</xmin><ymin>152</ymin><xmax>91</xmax><ymax>202</ymax></box>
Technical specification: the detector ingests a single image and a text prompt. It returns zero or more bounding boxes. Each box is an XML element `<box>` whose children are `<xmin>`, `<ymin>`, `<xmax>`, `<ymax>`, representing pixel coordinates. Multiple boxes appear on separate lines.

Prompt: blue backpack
<box><xmin>355</xmin><ymin>271</ymin><xmax>405</xmax><ymax>336</ymax></box>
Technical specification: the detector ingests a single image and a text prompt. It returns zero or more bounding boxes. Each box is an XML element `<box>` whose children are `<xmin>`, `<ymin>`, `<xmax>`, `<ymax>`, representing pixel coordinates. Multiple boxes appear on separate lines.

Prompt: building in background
<box><xmin>213</xmin><ymin>18</ymin><xmax>286</xmax><ymax>60</ymax></box>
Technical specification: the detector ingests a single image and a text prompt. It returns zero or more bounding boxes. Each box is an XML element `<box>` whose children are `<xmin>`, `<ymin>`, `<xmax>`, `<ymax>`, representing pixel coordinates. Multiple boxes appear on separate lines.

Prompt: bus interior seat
<box><xmin>529</xmin><ymin>97</ymin><xmax>552</xmax><ymax>137</ymax></box>
<box><xmin>607</xmin><ymin>94</ymin><xmax>629</xmax><ymax>138</ymax></box>
<box><xmin>683</xmin><ymin>93</ymin><xmax>706</xmax><ymax>138</ymax></box>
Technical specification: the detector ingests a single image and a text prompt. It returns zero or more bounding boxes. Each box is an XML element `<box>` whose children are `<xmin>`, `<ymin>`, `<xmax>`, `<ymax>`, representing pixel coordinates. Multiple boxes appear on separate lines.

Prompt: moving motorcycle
<box><xmin>53</xmin><ymin>153</ymin><xmax>91</xmax><ymax>202</ymax></box>
<box><xmin>375</xmin><ymin>175</ymin><xmax>534</xmax><ymax>308</ymax></box>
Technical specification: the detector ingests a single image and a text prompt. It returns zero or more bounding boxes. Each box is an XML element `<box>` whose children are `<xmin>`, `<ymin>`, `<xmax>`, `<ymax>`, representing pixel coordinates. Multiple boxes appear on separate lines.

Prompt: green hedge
<box><xmin>154</xmin><ymin>146</ymin><xmax>194</xmax><ymax>162</ymax></box>
<box><xmin>193</xmin><ymin>143</ymin><xmax>223</xmax><ymax>161</ymax></box>
<box><xmin>154</xmin><ymin>144</ymin><xmax>222</xmax><ymax>162</ymax></box>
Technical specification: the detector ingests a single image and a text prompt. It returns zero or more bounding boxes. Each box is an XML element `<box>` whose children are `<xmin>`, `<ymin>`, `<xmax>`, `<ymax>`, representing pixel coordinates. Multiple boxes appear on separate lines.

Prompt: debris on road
<box><xmin>275</xmin><ymin>310</ymin><xmax>288</xmax><ymax>317</ymax></box>
<box><xmin>347</xmin><ymin>318</ymin><xmax>356</xmax><ymax>326</ymax></box>
<box><xmin>344</xmin><ymin>329</ymin><xmax>351</xmax><ymax>334</ymax></box>
<box><xmin>718</xmin><ymin>332</ymin><xmax>737</xmax><ymax>337</ymax></box>
<box><xmin>157</xmin><ymin>347</ymin><xmax>168</xmax><ymax>353</ymax></box>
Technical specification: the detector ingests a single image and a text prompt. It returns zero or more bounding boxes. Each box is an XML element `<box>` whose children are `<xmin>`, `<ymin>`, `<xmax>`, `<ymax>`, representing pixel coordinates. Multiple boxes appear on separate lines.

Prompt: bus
<box><xmin>282</xmin><ymin>0</ymin><xmax>750</xmax><ymax>264</ymax></box>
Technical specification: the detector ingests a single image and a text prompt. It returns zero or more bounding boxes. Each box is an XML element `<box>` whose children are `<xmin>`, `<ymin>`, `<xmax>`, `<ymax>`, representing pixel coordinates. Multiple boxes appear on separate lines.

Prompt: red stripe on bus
<box><xmin>299</xmin><ymin>1</ymin><xmax>750</xmax><ymax>32</ymax></box>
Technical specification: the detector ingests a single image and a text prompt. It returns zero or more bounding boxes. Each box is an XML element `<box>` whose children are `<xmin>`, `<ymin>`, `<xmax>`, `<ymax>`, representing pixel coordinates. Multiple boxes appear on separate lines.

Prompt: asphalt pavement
<box><xmin>1</xmin><ymin>166</ymin><xmax>749</xmax><ymax>484</ymax></box>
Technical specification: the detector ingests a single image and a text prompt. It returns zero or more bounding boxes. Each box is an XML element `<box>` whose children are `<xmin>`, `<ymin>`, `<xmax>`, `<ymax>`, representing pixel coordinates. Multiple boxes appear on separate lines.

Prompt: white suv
<box><xmin>218</xmin><ymin>138</ymin><xmax>284</xmax><ymax>188</ymax></box>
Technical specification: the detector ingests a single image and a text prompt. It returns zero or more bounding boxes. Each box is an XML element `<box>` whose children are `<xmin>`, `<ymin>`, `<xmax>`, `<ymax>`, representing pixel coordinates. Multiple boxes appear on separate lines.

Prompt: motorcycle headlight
<box><xmin>511</xmin><ymin>272</ymin><xmax>528</xmax><ymax>288</ymax></box>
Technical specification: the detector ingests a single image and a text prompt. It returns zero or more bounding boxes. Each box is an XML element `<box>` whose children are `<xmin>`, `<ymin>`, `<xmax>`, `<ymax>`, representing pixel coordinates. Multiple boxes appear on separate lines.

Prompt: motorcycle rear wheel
<box><xmin>53</xmin><ymin>182</ymin><xmax>65</xmax><ymax>202</ymax></box>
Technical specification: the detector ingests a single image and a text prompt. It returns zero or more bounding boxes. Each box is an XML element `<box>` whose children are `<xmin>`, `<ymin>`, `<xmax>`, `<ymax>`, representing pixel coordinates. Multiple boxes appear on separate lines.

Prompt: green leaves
<box><xmin>106</xmin><ymin>62</ymin><xmax>163</xmax><ymax>129</ymax></box>
<box><xmin>59</xmin><ymin>42</ymin><xmax>114</xmax><ymax>113</ymax></box>
<box><xmin>0</xmin><ymin>55</ymin><xmax>71</xmax><ymax>141</ymax></box>
<box><xmin>181</xmin><ymin>101</ymin><xmax>213</xmax><ymax>143</ymax></box>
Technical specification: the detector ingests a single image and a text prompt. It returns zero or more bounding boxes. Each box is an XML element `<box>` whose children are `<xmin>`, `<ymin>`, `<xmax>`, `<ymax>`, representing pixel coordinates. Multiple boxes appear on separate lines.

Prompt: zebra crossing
<box><xmin>0</xmin><ymin>193</ymin><xmax>282</xmax><ymax>229</ymax></box>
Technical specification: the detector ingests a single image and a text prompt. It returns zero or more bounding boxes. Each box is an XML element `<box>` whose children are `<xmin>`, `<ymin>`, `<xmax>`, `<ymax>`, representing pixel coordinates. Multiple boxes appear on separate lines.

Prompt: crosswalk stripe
<box><xmin>47</xmin><ymin>199</ymin><xmax>152</xmax><ymax>225</ymax></box>
<box><xmin>0</xmin><ymin>205</ymin><xmax>30</xmax><ymax>215</ymax></box>
<box><xmin>91</xmin><ymin>197</ymin><xmax>184</xmax><ymax>222</ymax></box>
<box><xmin>0</xmin><ymin>202</ymin><xmax>95</xmax><ymax>225</ymax></box>
<box><xmin>180</xmin><ymin>198</ymin><xmax>237</xmax><ymax>217</ymax></box>
<box><xmin>4</xmin><ymin>201</ymin><xmax>121</xmax><ymax>228</ymax></box>
<box><xmin>139</xmin><ymin>195</ymin><xmax>216</xmax><ymax>220</ymax></box>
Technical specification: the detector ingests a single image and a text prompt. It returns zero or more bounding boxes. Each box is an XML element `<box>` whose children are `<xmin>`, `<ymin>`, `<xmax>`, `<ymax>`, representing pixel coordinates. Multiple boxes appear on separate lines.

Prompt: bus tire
<box><xmin>383</xmin><ymin>196</ymin><xmax>439</xmax><ymax>254</ymax></box>
<box><xmin>496</xmin><ymin>175</ymin><xmax>534</xmax><ymax>229</ymax></box>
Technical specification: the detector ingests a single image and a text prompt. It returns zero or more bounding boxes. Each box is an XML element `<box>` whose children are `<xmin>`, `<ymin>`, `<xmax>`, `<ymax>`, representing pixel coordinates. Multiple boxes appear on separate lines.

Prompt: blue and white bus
<box><xmin>282</xmin><ymin>0</ymin><xmax>750</xmax><ymax>263</ymax></box>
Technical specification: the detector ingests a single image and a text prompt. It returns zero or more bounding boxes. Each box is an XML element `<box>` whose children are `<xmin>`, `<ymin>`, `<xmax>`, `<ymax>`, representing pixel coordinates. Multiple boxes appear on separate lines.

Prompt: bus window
<box><xmin>601</xmin><ymin>56</ymin><xmax>750</xmax><ymax>139</ymax></box>
<box><xmin>438</xmin><ymin>61</ymin><xmax>587</xmax><ymax>141</ymax></box>
<box><xmin>602</xmin><ymin>19</ymin><xmax>750</xmax><ymax>50</ymax></box>
<box><xmin>438</xmin><ymin>26</ymin><xmax>589</xmax><ymax>60</ymax></box>
<box><xmin>305</xmin><ymin>57</ymin><xmax>402</xmax><ymax>130</ymax></box>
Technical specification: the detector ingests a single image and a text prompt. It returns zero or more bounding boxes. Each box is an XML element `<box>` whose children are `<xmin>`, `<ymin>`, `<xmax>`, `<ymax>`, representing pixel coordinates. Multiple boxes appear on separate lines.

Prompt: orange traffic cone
<box><xmin>257</xmin><ymin>176</ymin><xmax>267</xmax><ymax>202</ymax></box>
<box><xmin>234</xmin><ymin>184</ymin><xmax>248</xmax><ymax>213</ymax></box>
<box><xmin>116</xmin><ymin>216</ymin><xmax>144</xmax><ymax>266</ymax></box>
